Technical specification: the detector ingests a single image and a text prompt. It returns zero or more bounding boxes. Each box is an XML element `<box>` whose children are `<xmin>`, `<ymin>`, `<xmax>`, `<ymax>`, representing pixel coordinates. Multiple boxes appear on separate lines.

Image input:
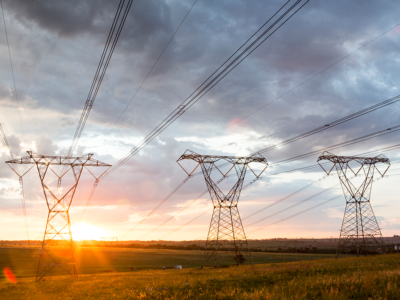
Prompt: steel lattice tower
<box><xmin>6</xmin><ymin>152</ymin><xmax>110</xmax><ymax>281</ymax></box>
<box><xmin>317</xmin><ymin>151</ymin><xmax>390</xmax><ymax>256</ymax></box>
<box><xmin>177</xmin><ymin>150</ymin><xmax>268</xmax><ymax>267</ymax></box>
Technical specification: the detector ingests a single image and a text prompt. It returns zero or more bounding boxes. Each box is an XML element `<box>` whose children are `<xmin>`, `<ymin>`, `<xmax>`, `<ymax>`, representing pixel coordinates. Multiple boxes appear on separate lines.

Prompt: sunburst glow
<box><xmin>71</xmin><ymin>222</ymin><xmax>106</xmax><ymax>241</ymax></box>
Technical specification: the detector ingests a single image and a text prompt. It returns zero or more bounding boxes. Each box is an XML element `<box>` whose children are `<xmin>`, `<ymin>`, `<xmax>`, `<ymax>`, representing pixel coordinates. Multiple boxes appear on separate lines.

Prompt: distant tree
<box><xmin>233</xmin><ymin>254</ymin><xmax>246</xmax><ymax>265</ymax></box>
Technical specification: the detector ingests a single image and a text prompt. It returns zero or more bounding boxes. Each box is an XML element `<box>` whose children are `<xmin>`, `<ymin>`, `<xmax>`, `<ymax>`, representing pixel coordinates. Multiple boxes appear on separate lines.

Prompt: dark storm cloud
<box><xmin>4</xmin><ymin>0</ymin><xmax>171</xmax><ymax>41</ymax></box>
<box><xmin>0</xmin><ymin>0</ymin><xmax>173</xmax><ymax>116</ymax></box>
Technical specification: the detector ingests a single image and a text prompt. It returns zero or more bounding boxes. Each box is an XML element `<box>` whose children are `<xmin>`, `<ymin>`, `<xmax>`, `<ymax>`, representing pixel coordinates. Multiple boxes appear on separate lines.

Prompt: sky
<box><xmin>0</xmin><ymin>0</ymin><xmax>400</xmax><ymax>241</ymax></box>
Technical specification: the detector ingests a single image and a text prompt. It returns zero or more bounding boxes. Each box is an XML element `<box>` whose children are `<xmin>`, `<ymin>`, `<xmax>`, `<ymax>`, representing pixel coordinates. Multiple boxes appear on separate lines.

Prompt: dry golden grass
<box><xmin>0</xmin><ymin>253</ymin><xmax>399</xmax><ymax>299</ymax></box>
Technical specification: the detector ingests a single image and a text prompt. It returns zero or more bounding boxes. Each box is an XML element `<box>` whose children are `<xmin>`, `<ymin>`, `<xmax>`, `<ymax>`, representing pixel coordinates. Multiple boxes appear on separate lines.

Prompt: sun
<box><xmin>71</xmin><ymin>222</ymin><xmax>106</xmax><ymax>241</ymax></box>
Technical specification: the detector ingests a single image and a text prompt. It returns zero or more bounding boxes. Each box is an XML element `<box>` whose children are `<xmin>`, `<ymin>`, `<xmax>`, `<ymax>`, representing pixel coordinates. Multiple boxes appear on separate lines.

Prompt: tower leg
<box><xmin>359</xmin><ymin>200</ymin><xmax>386</xmax><ymax>254</ymax></box>
<box><xmin>35</xmin><ymin>164</ymin><xmax>82</xmax><ymax>281</ymax></box>
<box><xmin>337</xmin><ymin>200</ymin><xmax>385</xmax><ymax>257</ymax></box>
<box><xmin>36</xmin><ymin>210</ymin><xmax>77</xmax><ymax>281</ymax></box>
<box><xmin>202</xmin><ymin>205</ymin><xmax>251</xmax><ymax>267</ymax></box>
<box><xmin>337</xmin><ymin>201</ymin><xmax>358</xmax><ymax>256</ymax></box>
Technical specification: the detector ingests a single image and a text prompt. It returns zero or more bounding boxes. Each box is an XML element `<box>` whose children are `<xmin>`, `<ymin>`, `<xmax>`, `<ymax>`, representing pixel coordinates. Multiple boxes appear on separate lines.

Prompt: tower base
<box><xmin>202</xmin><ymin>205</ymin><xmax>252</xmax><ymax>267</ymax></box>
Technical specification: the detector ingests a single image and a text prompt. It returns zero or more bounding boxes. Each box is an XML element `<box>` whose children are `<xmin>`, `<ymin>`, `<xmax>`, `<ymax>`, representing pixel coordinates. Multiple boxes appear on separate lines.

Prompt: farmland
<box><xmin>0</xmin><ymin>245</ymin><xmax>336</xmax><ymax>278</ymax></box>
<box><xmin>0</xmin><ymin>249</ymin><xmax>399</xmax><ymax>299</ymax></box>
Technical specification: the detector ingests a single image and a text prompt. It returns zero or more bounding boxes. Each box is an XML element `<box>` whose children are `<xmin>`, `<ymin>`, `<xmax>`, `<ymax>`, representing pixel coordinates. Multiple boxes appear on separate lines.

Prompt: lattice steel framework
<box><xmin>318</xmin><ymin>151</ymin><xmax>390</xmax><ymax>256</ymax></box>
<box><xmin>6</xmin><ymin>152</ymin><xmax>110</xmax><ymax>281</ymax></box>
<box><xmin>177</xmin><ymin>150</ymin><xmax>268</xmax><ymax>267</ymax></box>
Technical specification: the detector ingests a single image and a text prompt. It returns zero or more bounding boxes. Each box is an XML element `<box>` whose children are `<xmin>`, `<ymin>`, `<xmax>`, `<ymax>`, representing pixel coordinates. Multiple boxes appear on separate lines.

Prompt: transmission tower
<box><xmin>177</xmin><ymin>150</ymin><xmax>268</xmax><ymax>267</ymax></box>
<box><xmin>6</xmin><ymin>151</ymin><xmax>110</xmax><ymax>281</ymax></box>
<box><xmin>317</xmin><ymin>151</ymin><xmax>390</xmax><ymax>256</ymax></box>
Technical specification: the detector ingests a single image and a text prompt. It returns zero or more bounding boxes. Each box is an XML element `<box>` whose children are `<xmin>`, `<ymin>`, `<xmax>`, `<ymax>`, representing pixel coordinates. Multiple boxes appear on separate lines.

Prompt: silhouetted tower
<box><xmin>177</xmin><ymin>150</ymin><xmax>268</xmax><ymax>267</ymax></box>
<box><xmin>317</xmin><ymin>151</ymin><xmax>389</xmax><ymax>256</ymax></box>
<box><xmin>6</xmin><ymin>152</ymin><xmax>110</xmax><ymax>281</ymax></box>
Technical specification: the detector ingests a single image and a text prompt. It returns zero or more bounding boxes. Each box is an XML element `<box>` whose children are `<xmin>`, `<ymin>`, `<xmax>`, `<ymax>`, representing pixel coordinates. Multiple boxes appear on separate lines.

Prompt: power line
<box><xmin>255</xmin><ymin>95</ymin><xmax>400</xmax><ymax>155</ymax></box>
<box><xmin>82</xmin><ymin>0</ymin><xmax>309</xmax><ymax>225</ymax></box>
<box><xmin>159</xmin><ymin>173</ymin><xmax>327</xmax><ymax>239</ymax></box>
<box><xmin>66</xmin><ymin>0</ymin><xmax>133</xmax><ymax>220</ymax></box>
<box><xmin>120</xmin><ymin>172</ymin><xmax>190</xmax><ymax>239</ymax></box>
<box><xmin>159</xmin><ymin>208</ymin><xmax>210</xmax><ymax>240</ymax></box>
<box><xmin>67</xmin><ymin>0</ymin><xmax>133</xmax><ymax>157</ymax></box>
<box><xmin>0</xmin><ymin>2</ymin><xmax>29</xmax><ymax>242</ymax></box>
<box><xmin>225</xmin><ymin>21</ymin><xmax>400</xmax><ymax>133</ymax></box>
<box><xmin>129</xmin><ymin>133</ymin><xmax>400</xmax><ymax>240</ymax></box>
<box><xmin>116</xmin><ymin>17</ymin><xmax>400</xmax><ymax>225</ymax></box>
<box><xmin>108</xmin><ymin>0</ymin><xmax>198</xmax><ymax>134</ymax></box>
<box><xmin>0</xmin><ymin>0</ymin><xmax>24</xmax><ymax>143</ymax></box>
<box><xmin>123</xmin><ymin>175</ymin><xmax>227</xmax><ymax>240</ymax></box>
<box><xmin>156</xmin><ymin>154</ymin><xmax>400</xmax><ymax>241</ymax></box>
<box><xmin>247</xmin><ymin>195</ymin><xmax>342</xmax><ymax>234</ymax></box>
<box><xmin>246</xmin><ymin>172</ymin><xmax>400</xmax><ymax>235</ymax></box>
<box><xmin>133</xmin><ymin>16</ymin><xmax>400</xmax><ymax>240</ymax></box>
<box><xmin>185</xmin><ymin>93</ymin><xmax>400</xmax><ymax>178</ymax></box>
<box><xmin>190</xmin><ymin>110</ymin><xmax>400</xmax><ymax>178</ymax></box>
<box><xmin>145</xmin><ymin>168</ymin><xmax>327</xmax><ymax>240</ymax></box>
<box><xmin>190</xmin><ymin>171</ymin><xmax>400</xmax><ymax>241</ymax></box>
<box><xmin>0</xmin><ymin>124</ymin><xmax>30</xmax><ymax>242</ymax></box>
<box><xmin>272</xmin><ymin>125</ymin><xmax>400</xmax><ymax>165</ymax></box>
<box><xmin>79</xmin><ymin>0</ymin><xmax>198</xmax><ymax>222</ymax></box>
<box><xmin>242</xmin><ymin>174</ymin><xmax>330</xmax><ymax>221</ymax></box>
<box><xmin>245</xmin><ymin>182</ymin><xmax>340</xmax><ymax>228</ymax></box>
<box><xmin>138</xmin><ymin>186</ymin><xmax>213</xmax><ymax>240</ymax></box>
<box><xmin>103</xmin><ymin>10</ymin><xmax>398</xmax><ymax>231</ymax></box>
<box><xmin>99</xmin><ymin>0</ymin><xmax>309</xmax><ymax>181</ymax></box>
<box><xmin>243</xmin><ymin>154</ymin><xmax>400</xmax><ymax>225</ymax></box>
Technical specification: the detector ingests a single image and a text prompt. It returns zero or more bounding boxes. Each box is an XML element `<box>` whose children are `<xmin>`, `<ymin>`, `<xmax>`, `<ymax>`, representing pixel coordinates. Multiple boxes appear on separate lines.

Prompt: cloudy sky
<box><xmin>0</xmin><ymin>0</ymin><xmax>400</xmax><ymax>241</ymax></box>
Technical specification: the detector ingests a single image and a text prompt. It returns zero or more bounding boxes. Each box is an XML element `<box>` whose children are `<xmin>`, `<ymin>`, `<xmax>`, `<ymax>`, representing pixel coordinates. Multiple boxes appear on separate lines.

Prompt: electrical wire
<box><xmin>131</xmin><ymin>133</ymin><xmax>400</xmax><ymax>240</ymax></box>
<box><xmin>124</xmin><ymin>174</ymin><xmax>228</xmax><ymax>240</ymax></box>
<box><xmin>93</xmin><ymin>1</ymin><xmax>398</xmax><ymax>241</ymax></box>
<box><xmin>108</xmin><ymin>0</ymin><xmax>199</xmax><ymax>134</ymax></box>
<box><xmin>242</xmin><ymin>174</ymin><xmax>330</xmax><ymax>221</ymax></box>
<box><xmin>67</xmin><ymin>0</ymin><xmax>133</xmax><ymax>157</ymax></box>
<box><xmin>0</xmin><ymin>124</ymin><xmax>29</xmax><ymax>242</ymax></box>
<box><xmin>156</xmin><ymin>155</ymin><xmax>400</xmax><ymax>241</ymax></box>
<box><xmin>272</xmin><ymin>125</ymin><xmax>400</xmax><ymax>165</ymax></box>
<box><xmin>245</xmin><ymin>181</ymin><xmax>340</xmax><ymax>228</ymax></box>
<box><xmin>226</xmin><ymin>21</ymin><xmax>400</xmax><ymax>133</ymax></box>
<box><xmin>114</xmin><ymin>17</ymin><xmax>400</xmax><ymax>233</ymax></box>
<box><xmin>247</xmin><ymin>172</ymin><xmax>400</xmax><ymax>235</ymax></box>
<box><xmin>247</xmin><ymin>195</ymin><xmax>342</xmax><ymax>234</ymax></box>
<box><xmin>114</xmin><ymin>17</ymin><xmax>400</xmax><ymax>226</ymax></box>
<box><xmin>0</xmin><ymin>0</ymin><xmax>24</xmax><ymax>144</ymax></box>
<box><xmin>138</xmin><ymin>188</ymin><xmax>208</xmax><ymax>240</ymax></box>
<box><xmin>190</xmin><ymin>120</ymin><xmax>400</xmax><ymax>178</ymax></box>
<box><xmin>82</xmin><ymin>0</ymin><xmax>309</xmax><ymax>225</ymax></box>
<box><xmin>0</xmin><ymin>2</ymin><xmax>29</xmax><ymax>241</ymax></box>
<box><xmin>191</xmin><ymin>171</ymin><xmax>400</xmax><ymax>241</ymax></box>
<box><xmin>99</xmin><ymin>0</ymin><xmax>309</xmax><ymax>181</ymax></box>
<box><xmin>66</xmin><ymin>0</ymin><xmax>133</xmax><ymax>219</ymax></box>
<box><xmin>159</xmin><ymin>208</ymin><xmax>210</xmax><ymax>240</ymax></box>
<box><xmin>79</xmin><ymin>0</ymin><xmax>197</xmax><ymax>221</ymax></box>
<box><xmin>120</xmin><ymin>173</ymin><xmax>190</xmax><ymax>239</ymax></box>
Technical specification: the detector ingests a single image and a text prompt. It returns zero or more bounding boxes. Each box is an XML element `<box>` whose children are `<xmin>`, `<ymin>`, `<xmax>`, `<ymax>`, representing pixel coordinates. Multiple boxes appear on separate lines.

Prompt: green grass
<box><xmin>0</xmin><ymin>253</ymin><xmax>399</xmax><ymax>299</ymax></box>
<box><xmin>0</xmin><ymin>245</ymin><xmax>336</xmax><ymax>278</ymax></box>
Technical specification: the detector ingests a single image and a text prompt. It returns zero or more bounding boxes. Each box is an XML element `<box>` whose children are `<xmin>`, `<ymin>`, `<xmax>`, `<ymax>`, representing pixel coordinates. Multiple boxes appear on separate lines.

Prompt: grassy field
<box><xmin>0</xmin><ymin>253</ymin><xmax>399</xmax><ymax>299</ymax></box>
<box><xmin>0</xmin><ymin>245</ymin><xmax>336</xmax><ymax>278</ymax></box>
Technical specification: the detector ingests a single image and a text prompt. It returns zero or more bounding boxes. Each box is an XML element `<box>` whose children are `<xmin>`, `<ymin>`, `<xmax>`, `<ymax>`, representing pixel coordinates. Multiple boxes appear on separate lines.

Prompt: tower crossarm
<box><xmin>317</xmin><ymin>151</ymin><xmax>390</xmax><ymax>177</ymax></box>
<box><xmin>317</xmin><ymin>151</ymin><xmax>389</xmax><ymax>165</ymax></box>
<box><xmin>178</xmin><ymin>152</ymin><xmax>267</xmax><ymax>165</ymax></box>
<box><xmin>6</xmin><ymin>151</ymin><xmax>111</xmax><ymax>167</ymax></box>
